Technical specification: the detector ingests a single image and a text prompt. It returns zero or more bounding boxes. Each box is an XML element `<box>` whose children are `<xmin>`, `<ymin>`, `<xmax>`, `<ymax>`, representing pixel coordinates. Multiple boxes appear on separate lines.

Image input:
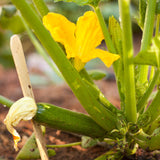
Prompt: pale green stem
<box><xmin>138</xmin><ymin>0</ymin><xmax>157</xmax><ymax>84</ymax></box>
<box><xmin>94</xmin><ymin>6</ymin><xmax>119</xmax><ymax>76</ymax></box>
<box><xmin>94</xmin><ymin>6</ymin><xmax>125</xmax><ymax>107</ymax></box>
<box><xmin>0</xmin><ymin>95</ymin><xmax>13</xmax><ymax>107</ymax></box>
<box><xmin>118</xmin><ymin>0</ymin><xmax>137</xmax><ymax>123</ymax></box>
<box><xmin>94</xmin><ymin>6</ymin><xmax>116</xmax><ymax>54</ymax></box>
<box><xmin>20</xmin><ymin>16</ymin><xmax>63</xmax><ymax>80</ymax></box>
<box><xmin>47</xmin><ymin>142</ymin><xmax>81</xmax><ymax>148</ymax></box>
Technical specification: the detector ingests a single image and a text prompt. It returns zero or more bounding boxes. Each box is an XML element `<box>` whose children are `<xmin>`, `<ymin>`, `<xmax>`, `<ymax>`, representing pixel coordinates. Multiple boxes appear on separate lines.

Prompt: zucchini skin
<box><xmin>34</xmin><ymin>103</ymin><xmax>107</xmax><ymax>138</ymax></box>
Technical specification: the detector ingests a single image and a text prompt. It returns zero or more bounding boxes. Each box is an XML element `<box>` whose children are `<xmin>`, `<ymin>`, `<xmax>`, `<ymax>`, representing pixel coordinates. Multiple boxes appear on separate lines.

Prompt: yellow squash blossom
<box><xmin>4</xmin><ymin>97</ymin><xmax>37</xmax><ymax>151</ymax></box>
<box><xmin>43</xmin><ymin>11</ymin><xmax>120</xmax><ymax>71</ymax></box>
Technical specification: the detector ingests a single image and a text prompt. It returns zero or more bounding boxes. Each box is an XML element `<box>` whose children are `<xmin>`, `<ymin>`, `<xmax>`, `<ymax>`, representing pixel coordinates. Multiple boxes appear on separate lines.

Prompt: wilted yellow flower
<box><xmin>43</xmin><ymin>11</ymin><xmax>120</xmax><ymax>71</ymax></box>
<box><xmin>4</xmin><ymin>97</ymin><xmax>37</xmax><ymax>151</ymax></box>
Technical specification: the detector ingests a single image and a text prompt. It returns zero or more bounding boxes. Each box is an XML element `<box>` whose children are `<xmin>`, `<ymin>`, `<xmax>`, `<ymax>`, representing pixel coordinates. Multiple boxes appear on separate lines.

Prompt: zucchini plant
<box><xmin>1</xmin><ymin>0</ymin><xmax>160</xmax><ymax>159</ymax></box>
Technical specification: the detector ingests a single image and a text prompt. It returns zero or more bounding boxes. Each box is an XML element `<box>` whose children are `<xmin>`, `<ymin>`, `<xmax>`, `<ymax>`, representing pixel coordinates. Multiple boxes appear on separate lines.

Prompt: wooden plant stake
<box><xmin>10</xmin><ymin>35</ymin><xmax>49</xmax><ymax>160</ymax></box>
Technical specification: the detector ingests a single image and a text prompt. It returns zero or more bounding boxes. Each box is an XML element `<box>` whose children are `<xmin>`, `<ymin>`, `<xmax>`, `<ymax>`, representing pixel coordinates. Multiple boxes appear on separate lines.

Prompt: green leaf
<box><xmin>87</xmin><ymin>69</ymin><xmax>106</xmax><ymax>80</ymax></box>
<box><xmin>133</xmin><ymin>51</ymin><xmax>158</xmax><ymax>66</ymax></box>
<box><xmin>16</xmin><ymin>134</ymin><xmax>56</xmax><ymax>160</ymax></box>
<box><xmin>54</xmin><ymin>0</ymin><xmax>100</xmax><ymax>6</ymax></box>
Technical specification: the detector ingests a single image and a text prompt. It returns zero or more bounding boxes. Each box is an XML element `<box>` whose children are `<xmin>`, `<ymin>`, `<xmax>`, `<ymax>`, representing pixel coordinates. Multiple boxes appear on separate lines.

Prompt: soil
<box><xmin>0</xmin><ymin>33</ymin><xmax>160</xmax><ymax>160</ymax></box>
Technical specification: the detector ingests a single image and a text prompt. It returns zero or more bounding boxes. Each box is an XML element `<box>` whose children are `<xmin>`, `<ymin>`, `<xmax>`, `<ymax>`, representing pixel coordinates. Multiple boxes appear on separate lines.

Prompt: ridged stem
<box><xmin>118</xmin><ymin>0</ymin><xmax>137</xmax><ymax>123</ymax></box>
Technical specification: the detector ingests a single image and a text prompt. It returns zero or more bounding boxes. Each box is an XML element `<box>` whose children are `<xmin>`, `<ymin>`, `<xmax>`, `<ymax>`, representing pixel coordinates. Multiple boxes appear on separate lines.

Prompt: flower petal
<box><xmin>4</xmin><ymin>97</ymin><xmax>37</xmax><ymax>151</ymax></box>
<box><xmin>82</xmin><ymin>48</ymin><xmax>120</xmax><ymax>67</ymax></box>
<box><xmin>75</xmin><ymin>11</ymin><xmax>104</xmax><ymax>59</ymax></box>
<box><xmin>43</xmin><ymin>12</ymin><xmax>76</xmax><ymax>58</ymax></box>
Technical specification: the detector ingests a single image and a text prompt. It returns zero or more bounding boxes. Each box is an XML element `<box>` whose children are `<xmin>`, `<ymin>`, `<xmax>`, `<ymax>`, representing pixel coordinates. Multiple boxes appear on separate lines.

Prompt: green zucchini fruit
<box><xmin>34</xmin><ymin>103</ymin><xmax>107</xmax><ymax>138</ymax></box>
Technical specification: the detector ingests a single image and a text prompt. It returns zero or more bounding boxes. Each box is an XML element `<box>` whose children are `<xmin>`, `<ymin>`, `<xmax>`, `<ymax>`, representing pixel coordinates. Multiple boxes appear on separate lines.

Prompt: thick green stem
<box><xmin>32</xmin><ymin>0</ymin><xmax>49</xmax><ymax>17</ymax></box>
<box><xmin>138</xmin><ymin>0</ymin><xmax>157</xmax><ymax>84</ymax></box>
<box><xmin>137</xmin><ymin>69</ymin><xmax>160</xmax><ymax>112</ymax></box>
<box><xmin>118</xmin><ymin>0</ymin><xmax>137</xmax><ymax>123</ymax></box>
<box><xmin>11</xmin><ymin>0</ymin><xmax>118</xmax><ymax>131</ymax></box>
<box><xmin>79</xmin><ymin>69</ymin><xmax>120</xmax><ymax>115</ymax></box>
